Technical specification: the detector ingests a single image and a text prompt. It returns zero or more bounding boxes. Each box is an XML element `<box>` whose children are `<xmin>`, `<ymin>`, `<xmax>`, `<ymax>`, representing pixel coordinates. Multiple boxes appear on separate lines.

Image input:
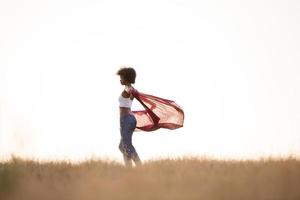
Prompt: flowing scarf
<box><xmin>131</xmin><ymin>88</ymin><xmax>184</xmax><ymax>132</ymax></box>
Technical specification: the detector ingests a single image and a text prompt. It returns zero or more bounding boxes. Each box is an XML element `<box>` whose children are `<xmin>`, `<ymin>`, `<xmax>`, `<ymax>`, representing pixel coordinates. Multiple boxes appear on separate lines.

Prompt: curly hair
<box><xmin>116</xmin><ymin>67</ymin><xmax>136</xmax><ymax>84</ymax></box>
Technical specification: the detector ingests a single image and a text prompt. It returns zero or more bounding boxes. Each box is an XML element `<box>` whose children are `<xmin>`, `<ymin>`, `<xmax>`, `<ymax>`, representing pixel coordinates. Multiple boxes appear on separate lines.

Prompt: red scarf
<box><xmin>131</xmin><ymin>89</ymin><xmax>184</xmax><ymax>132</ymax></box>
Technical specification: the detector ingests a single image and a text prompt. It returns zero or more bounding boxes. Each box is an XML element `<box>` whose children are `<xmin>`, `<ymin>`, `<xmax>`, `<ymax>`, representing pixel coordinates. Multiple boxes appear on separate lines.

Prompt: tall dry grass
<box><xmin>1</xmin><ymin>156</ymin><xmax>300</xmax><ymax>200</ymax></box>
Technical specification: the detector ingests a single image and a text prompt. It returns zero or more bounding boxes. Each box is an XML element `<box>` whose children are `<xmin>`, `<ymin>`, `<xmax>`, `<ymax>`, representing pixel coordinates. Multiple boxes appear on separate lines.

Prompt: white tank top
<box><xmin>119</xmin><ymin>86</ymin><xmax>134</xmax><ymax>108</ymax></box>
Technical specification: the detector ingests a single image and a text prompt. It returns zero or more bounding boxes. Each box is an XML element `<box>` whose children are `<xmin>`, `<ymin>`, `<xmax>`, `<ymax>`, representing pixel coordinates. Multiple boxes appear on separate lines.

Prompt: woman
<box><xmin>116</xmin><ymin>66</ymin><xmax>184</xmax><ymax>167</ymax></box>
<box><xmin>117</xmin><ymin>67</ymin><xmax>141</xmax><ymax>167</ymax></box>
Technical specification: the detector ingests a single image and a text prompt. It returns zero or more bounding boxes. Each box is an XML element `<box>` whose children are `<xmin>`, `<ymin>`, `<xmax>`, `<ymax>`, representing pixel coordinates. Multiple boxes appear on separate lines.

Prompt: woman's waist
<box><xmin>119</xmin><ymin>107</ymin><xmax>134</xmax><ymax>117</ymax></box>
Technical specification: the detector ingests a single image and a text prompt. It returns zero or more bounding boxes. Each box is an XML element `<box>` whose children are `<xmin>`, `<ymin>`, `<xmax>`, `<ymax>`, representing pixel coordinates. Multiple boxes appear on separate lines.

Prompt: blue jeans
<box><xmin>119</xmin><ymin>114</ymin><xmax>138</xmax><ymax>159</ymax></box>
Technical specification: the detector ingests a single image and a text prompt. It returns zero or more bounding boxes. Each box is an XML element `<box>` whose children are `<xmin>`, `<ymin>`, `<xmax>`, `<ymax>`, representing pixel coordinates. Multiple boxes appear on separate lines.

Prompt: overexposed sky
<box><xmin>0</xmin><ymin>0</ymin><xmax>299</xmax><ymax>162</ymax></box>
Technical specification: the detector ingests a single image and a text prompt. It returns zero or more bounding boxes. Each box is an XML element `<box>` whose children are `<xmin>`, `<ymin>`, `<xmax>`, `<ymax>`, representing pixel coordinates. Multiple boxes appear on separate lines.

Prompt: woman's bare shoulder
<box><xmin>124</xmin><ymin>86</ymin><xmax>136</xmax><ymax>99</ymax></box>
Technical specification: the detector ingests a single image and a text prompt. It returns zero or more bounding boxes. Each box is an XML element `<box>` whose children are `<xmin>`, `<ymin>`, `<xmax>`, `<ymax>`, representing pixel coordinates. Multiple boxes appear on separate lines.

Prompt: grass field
<box><xmin>1</xmin><ymin>156</ymin><xmax>300</xmax><ymax>200</ymax></box>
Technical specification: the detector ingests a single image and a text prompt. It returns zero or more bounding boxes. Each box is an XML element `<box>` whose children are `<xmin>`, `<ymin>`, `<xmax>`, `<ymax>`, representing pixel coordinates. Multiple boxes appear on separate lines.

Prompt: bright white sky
<box><xmin>0</xmin><ymin>0</ymin><xmax>299</xmax><ymax>162</ymax></box>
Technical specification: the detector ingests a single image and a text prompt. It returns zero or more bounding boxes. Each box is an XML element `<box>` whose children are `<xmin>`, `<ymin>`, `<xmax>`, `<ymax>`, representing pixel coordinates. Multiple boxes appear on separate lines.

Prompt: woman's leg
<box><xmin>119</xmin><ymin>114</ymin><xmax>142</xmax><ymax>167</ymax></box>
<box><xmin>132</xmin><ymin>151</ymin><xmax>141</xmax><ymax>166</ymax></box>
<box><xmin>119</xmin><ymin>137</ymin><xmax>140</xmax><ymax>167</ymax></box>
<box><xmin>122</xmin><ymin>154</ymin><xmax>132</xmax><ymax>167</ymax></box>
<box><xmin>127</xmin><ymin>115</ymin><xmax>142</xmax><ymax>166</ymax></box>
<box><xmin>119</xmin><ymin>139</ymin><xmax>133</xmax><ymax>167</ymax></box>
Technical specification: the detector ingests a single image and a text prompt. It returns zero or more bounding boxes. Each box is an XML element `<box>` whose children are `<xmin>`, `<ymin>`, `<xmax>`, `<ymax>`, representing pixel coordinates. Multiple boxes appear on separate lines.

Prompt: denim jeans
<box><xmin>119</xmin><ymin>114</ymin><xmax>138</xmax><ymax>159</ymax></box>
